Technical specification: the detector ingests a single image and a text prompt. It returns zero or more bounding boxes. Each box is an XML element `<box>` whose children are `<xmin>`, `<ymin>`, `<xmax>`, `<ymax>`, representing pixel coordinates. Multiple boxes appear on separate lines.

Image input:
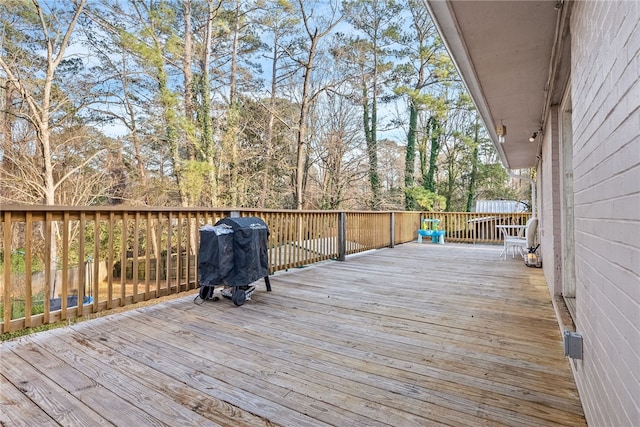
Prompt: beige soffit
<box><xmin>424</xmin><ymin>0</ymin><xmax>562</xmax><ymax>169</ymax></box>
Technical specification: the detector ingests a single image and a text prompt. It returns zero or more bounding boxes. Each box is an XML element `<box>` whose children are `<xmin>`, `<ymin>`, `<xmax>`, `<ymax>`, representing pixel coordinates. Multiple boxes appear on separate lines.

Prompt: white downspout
<box><xmin>507</xmin><ymin>169</ymin><xmax>536</xmax><ymax>218</ymax></box>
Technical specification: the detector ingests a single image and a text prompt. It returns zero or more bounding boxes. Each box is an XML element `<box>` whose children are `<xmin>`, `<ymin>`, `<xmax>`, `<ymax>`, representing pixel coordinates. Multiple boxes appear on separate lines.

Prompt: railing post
<box><xmin>389</xmin><ymin>212</ymin><xmax>395</xmax><ymax>248</ymax></box>
<box><xmin>338</xmin><ymin>212</ymin><xmax>346</xmax><ymax>261</ymax></box>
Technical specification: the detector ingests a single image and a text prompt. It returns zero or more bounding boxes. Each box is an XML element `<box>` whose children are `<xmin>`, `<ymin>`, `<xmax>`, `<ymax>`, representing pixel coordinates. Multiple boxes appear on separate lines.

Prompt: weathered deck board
<box><xmin>1</xmin><ymin>243</ymin><xmax>586</xmax><ymax>426</ymax></box>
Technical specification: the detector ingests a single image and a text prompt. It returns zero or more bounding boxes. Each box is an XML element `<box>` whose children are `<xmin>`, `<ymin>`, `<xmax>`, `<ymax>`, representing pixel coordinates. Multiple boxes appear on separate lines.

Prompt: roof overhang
<box><xmin>424</xmin><ymin>0</ymin><xmax>562</xmax><ymax>169</ymax></box>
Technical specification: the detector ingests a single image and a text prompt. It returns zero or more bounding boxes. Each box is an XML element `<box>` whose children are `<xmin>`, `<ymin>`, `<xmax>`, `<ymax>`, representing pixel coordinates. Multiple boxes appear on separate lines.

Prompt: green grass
<box><xmin>0</xmin><ymin>292</ymin><xmax>94</xmax><ymax>342</ymax></box>
<box><xmin>0</xmin><ymin>294</ymin><xmax>46</xmax><ymax>319</ymax></box>
<box><xmin>1</xmin><ymin>321</ymin><xmax>72</xmax><ymax>342</ymax></box>
<box><xmin>0</xmin><ymin>249</ymin><xmax>44</xmax><ymax>274</ymax></box>
<box><xmin>0</xmin><ymin>293</ymin><xmax>49</xmax><ymax>341</ymax></box>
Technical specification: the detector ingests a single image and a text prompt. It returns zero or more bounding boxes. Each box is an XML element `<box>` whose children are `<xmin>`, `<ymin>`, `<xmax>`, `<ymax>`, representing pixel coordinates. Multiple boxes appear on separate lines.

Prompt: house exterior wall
<box><xmin>569</xmin><ymin>1</ymin><xmax>640</xmax><ymax>426</ymax></box>
<box><xmin>539</xmin><ymin>108</ymin><xmax>563</xmax><ymax>297</ymax></box>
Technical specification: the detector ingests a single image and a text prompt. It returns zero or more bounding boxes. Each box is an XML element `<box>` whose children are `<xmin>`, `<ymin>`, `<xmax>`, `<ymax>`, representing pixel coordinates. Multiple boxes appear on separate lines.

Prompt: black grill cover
<box><xmin>198</xmin><ymin>217</ymin><xmax>269</xmax><ymax>286</ymax></box>
<box><xmin>214</xmin><ymin>217</ymin><xmax>270</xmax><ymax>286</ymax></box>
<box><xmin>198</xmin><ymin>225</ymin><xmax>235</xmax><ymax>286</ymax></box>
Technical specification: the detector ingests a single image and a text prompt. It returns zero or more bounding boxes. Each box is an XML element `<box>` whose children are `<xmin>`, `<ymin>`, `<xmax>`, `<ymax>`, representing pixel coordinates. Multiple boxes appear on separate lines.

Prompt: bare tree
<box><xmin>0</xmin><ymin>0</ymin><xmax>89</xmax><ymax>205</ymax></box>
<box><xmin>0</xmin><ymin>0</ymin><xmax>116</xmax><ymax>299</ymax></box>
<box><xmin>255</xmin><ymin>0</ymin><xmax>300</xmax><ymax>208</ymax></box>
<box><xmin>288</xmin><ymin>0</ymin><xmax>342</xmax><ymax>209</ymax></box>
<box><xmin>308</xmin><ymin>90</ymin><xmax>367</xmax><ymax>209</ymax></box>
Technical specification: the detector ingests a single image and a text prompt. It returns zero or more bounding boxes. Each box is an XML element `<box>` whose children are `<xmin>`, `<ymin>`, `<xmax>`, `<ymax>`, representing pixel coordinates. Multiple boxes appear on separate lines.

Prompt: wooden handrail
<box><xmin>0</xmin><ymin>206</ymin><xmax>530</xmax><ymax>333</ymax></box>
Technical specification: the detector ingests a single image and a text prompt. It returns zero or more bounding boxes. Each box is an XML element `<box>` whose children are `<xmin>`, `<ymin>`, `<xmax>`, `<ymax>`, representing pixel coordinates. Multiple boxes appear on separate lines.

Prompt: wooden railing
<box><xmin>422</xmin><ymin>212</ymin><xmax>531</xmax><ymax>244</ymax></box>
<box><xmin>0</xmin><ymin>206</ymin><xmax>530</xmax><ymax>333</ymax></box>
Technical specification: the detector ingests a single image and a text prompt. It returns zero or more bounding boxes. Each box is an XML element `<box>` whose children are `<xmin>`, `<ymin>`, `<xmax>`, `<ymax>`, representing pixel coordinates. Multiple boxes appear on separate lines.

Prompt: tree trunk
<box><xmin>2</xmin><ymin>0</ymin><xmax>87</xmax><ymax>295</ymax></box>
<box><xmin>157</xmin><ymin>66</ymin><xmax>185</xmax><ymax>206</ymax></box>
<box><xmin>294</xmin><ymin>29</ymin><xmax>318</xmax><ymax>210</ymax></box>
<box><xmin>445</xmin><ymin>154</ymin><xmax>455</xmax><ymax>212</ymax></box>
<box><xmin>293</xmin><ymin>0</ymin><xmax>342</xmax><ymax>209</ymax></box>
<box><xmin>466</xmin><ymin>117</ymin><xmax>479</xmax><ymax>212</ymax></box>
<box><xmin>182</xmin><ymin>0</ymin><xmax>195</xmax><ymax>161</ymax></box>
<box><xmin>228</xmin><ymin>0</ymin><xmax>241</xmax><ymax>207</ymax></box>
<box><xmin>404</xmin><ymin>100</ymin><xmax>418</xmax><ymax>210</ymax></box>
<box><xmin>259</xmin><ymin>31</ymin><xmax>279</xmax><ymax>208</ymax></box>
<box><xmin>424</xmin><ymin>116</ymin><xmax>440</xmax><ymax>192</ymax></box>
<box><xmin>367</xmin><ymin>45</ymin><xmax>381</xmax><ymax>209</ymax></box>
<box><xmin>202</xmin><ymin>0</ymin><xmax>218</xmax><ymax>206</ymax></box>
<box><xmin>362</xmin><ymin>85</ymin><xmax>381</xmax><ymax>209</ymax></box>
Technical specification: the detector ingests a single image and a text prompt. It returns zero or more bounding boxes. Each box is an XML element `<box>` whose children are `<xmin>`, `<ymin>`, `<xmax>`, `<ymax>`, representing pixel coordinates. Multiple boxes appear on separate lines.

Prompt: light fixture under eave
<box><xmin>529</xmin><ymin>128</ymin><xmax>543</xmax><ymax>142</ymax></box>
<box><xmin>496</xmin><ymin>123</ymin><xmax>507</xmax><ymax>144</ymax></box>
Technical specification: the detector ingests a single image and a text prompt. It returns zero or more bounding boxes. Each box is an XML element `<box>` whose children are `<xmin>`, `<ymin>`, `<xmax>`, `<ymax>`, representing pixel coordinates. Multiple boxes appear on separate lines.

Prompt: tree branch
<box><xmin>53</xmin><ymin>148</ymin><xmax>108</xmax><ymax>192</ymax></box>
<box><xmin>0</xmin><ymin>56</ymin><xmax>43</xmax><ymax>127</ymax></box>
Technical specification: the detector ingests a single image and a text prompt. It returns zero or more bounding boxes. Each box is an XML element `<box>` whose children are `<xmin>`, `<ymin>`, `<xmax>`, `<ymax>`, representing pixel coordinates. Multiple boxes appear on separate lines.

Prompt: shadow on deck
<box><xmin>1</xmin><ymin>243</ymin><xmax>586</xmax><ymax>427</ymax></box>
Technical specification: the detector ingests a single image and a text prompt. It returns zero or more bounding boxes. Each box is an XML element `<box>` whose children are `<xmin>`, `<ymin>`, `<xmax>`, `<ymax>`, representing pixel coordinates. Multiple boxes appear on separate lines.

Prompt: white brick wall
<box><xmin>570</xmin><ymin>1</ymin><xmax>640</xmax><ymax>426</ymax></box>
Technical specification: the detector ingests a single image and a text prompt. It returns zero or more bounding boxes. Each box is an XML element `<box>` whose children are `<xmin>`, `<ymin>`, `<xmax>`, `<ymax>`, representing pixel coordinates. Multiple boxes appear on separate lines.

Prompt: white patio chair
<box><xmin>504</xmin><ymin>217</ymin><xmax>538</xmax><ymax>259</ymax></box>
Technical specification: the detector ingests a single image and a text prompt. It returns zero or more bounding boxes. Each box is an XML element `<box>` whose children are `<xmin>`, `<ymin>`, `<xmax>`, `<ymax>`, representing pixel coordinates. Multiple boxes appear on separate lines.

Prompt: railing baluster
<box><xmin>133</xmin><ymin>211</ymin><xmax>139</xmax><ymax>303</ymax></box>
<box><xmin>120</xmin><ymin>212</ymin><xmax>127</xmax><ymax>304</ymax></box>
<box><xmin>286</xmin><ymin>212</ymin><xmax>293</xmax><ymax>269</ymax></box>
<box><xmin>93</xmin><ymin>212</ymin><xmax>100</xmax><ymax>313</ymax></box>
<box><xmin>155</xmin><ymin>213</ymin><xmax>162</xmax><ymax>297</ymax></box>
<box><xmin>78</xmin><ymin>212</ymin><xmax>86</xmax><ymax>318</ymax></box>
<box><xmin>2</xmin><ymin>211</ymin><xmax>12</xmax><ymax>333</ymax></box>
<box><xmin>145</xmin><ymin>212</ymin><xmax>151</xmax><ymax>300</ymax></box>
<box><xmin>177</xmin><ymin>212</ymin><xmax>183</xmax><ymax>292</ymax></box>
<box><xmin>166</xmin><ymin>212</ymin><xmax>172</xmax><ymax>294</ymax></box>
<box><xmin>44</xmin><ymin>211</ymin><xmax>52</xmax><ymax>325</ymax></box>
<box><xmin>25</xmin><ymin>213</ymin><xmax>33</xmax><ymax>328</ymax></box>
<box><xmin>107</xmin><ymin>212</ymin><xmax>114</xmax><ymax>310</ymax></box>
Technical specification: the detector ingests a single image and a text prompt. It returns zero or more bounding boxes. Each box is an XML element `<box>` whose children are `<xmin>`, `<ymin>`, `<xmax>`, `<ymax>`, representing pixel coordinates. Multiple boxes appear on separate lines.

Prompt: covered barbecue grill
<box><xmin>197</xmin><ymin>216</ymin><xmax>271</xmax><ymax>306</ymax></box>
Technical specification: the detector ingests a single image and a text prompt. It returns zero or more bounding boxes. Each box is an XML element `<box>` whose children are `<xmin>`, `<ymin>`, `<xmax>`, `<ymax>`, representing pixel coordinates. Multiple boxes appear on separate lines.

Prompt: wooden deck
<box><xmin>1</xmin><ymin>243</ymin><xmax>586</xmax><ymax>427</ymax></box>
